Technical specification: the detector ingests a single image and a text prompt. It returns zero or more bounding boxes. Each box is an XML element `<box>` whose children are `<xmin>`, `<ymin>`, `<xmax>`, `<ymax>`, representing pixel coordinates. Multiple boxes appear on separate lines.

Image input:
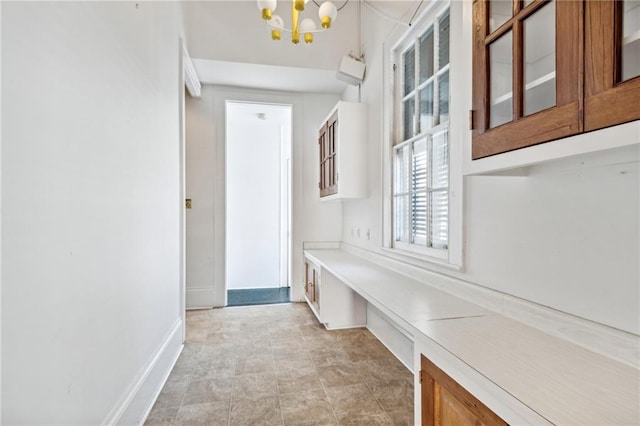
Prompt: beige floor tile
<box><xmin>310</xmin><ymin>347</ymin><xmax>352</xmax><ymax>367</ymax></box>
<box><xmin>144</xmin><ymin>405</ymin><xmax>179</xmax><ymax>426</ymax></box>
<box><xmin>271</xmin><ymin>342</ymin><xmax>310</xmax><ymax>361</ymax></box>
<box><xmin>369</xmin><ymin>381</ymin><xmax>414</xmax><ymax>413</ymax></box>
<box><xmin>229</xmin><ymin>396</ymin><xmax>283</xmax><ymax>426</ymax></box>
<box><xmin>325</xmin><ymin>384</ymin><xmax>392</xmax><ymax>424</ymax></box>
<box><xmin>323</xmin><ymin>383</ymin><xmax>376</xmax><ymax>412</ymax></box>
<box><xmin>174</xmin><ymin>401</ymin><xmax>230</xmax><ymax>426</ymax></box>
<box><xmin>192</xmin><ymin>358</ymin><xmax>236</xmax><ymax>380</ymax></box>
<box><xmin>276</xmin><ymin>372</ymin><xmax>325</xmax><ymax>396</ymax></box>
<box><xmin>182</xmin><ymin>377</ymin><xmax>234</xmax><ymax>406</ymax></box>
<box><xmin>280</xmin><ymin>390</ymin><xmax>338</xmax><ymax>426</ymax></box>
<box><xmin>353</xmin><ymin>359</ymin><xmax>407</xmax><ymax>387</ymax></box>
<box><xmin>336</xmin><ymin>409</ymin><xmax>394</xmax><ymax>425</ymax></box>
<box><xmin>318</xmin><ymin>363</ymin><xmax>364</xmax><ymax>388</ymax></box>
<box><xmin>153</xmin><ymin>381</ymin><xmax>188</xmax><ymax>410</ymax></box>
<box><xmin>234</xmin><ymin>356</ymin><xmax>275</xmax><ymax>376</ymax></box>
<box><xmin>153</xmin><ymin>303</ymin><xmax>414</xmax><ymax>425</ymax></box>
<box><xmin>232</xmin><ymin>372</ymin><xmax>278</xmax><ymax>400</ymax></box>
<box><xmin>274</xmin><ymin>357</ymin><xmax>317</xmax><ymax>376</ymax></box>
<box><xmin>385</xmin><ymin>408</ymin><xmax>414</xmax><ymax>426</ymax></box>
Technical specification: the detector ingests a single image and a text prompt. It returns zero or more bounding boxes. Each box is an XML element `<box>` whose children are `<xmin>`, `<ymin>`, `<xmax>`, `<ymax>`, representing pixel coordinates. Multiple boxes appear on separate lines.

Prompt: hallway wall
<box><xmin>185</xmin><ymin>87</ymin><xmax>341</xmax><ymax>308</ymax></box>
<box><xmin>339</xmin><ymin>1</ymin><xmax>640</xmax><ymax>335</ymax></box>
<box><xmin>2</xmin><ymin>2</ymin><xmax>185</xmax><ymax>423</ymax></box>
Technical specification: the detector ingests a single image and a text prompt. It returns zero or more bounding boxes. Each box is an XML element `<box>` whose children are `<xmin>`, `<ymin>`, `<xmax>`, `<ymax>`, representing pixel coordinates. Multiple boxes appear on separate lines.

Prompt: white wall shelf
<box><xmin>463</xmin><ymin>120</ymin><xmax>640</xmax><ymax>176</ymax></box>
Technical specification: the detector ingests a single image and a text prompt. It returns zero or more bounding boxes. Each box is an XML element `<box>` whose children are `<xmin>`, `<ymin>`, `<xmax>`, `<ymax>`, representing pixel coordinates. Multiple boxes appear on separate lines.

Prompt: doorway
<box><xmin>225</xmin><ymin>101</ymin><xmax>292</xmax><ymax>306</ymax></box>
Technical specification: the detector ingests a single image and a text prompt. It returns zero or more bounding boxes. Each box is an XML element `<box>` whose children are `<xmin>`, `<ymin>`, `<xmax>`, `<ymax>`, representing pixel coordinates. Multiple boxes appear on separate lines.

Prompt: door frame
<box><xmin>211</xmin><ymin>87</ymin><xmax>304</xmax><ymax>307</ymax></box>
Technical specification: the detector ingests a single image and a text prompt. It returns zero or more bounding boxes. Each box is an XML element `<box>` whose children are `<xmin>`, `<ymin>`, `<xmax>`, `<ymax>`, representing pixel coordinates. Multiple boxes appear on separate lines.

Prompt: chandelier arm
<box><xmin>265</xmin><ymin>21</ymin><xmax>328</xmax><ymax>34</ymax></box>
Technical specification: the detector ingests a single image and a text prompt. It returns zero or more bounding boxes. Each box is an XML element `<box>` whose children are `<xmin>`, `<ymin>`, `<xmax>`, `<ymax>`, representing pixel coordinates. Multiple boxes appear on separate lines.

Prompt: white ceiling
<box><xmin>183</xmin><ymin>0</ymin><xmax>424</xmax><ymax>93</ymax></box>
<box><xmin>226</xmin><ymin>101</ymin><xmax>292</xmax><ymax>127</ymax></box>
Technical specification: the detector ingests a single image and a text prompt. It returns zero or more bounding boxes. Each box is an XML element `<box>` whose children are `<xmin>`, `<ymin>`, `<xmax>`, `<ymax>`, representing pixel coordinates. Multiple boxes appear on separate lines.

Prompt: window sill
<box><xmin>380</xmin><ymin>246</ymin><xmax>463</xmax><ymax>272</ymax></box>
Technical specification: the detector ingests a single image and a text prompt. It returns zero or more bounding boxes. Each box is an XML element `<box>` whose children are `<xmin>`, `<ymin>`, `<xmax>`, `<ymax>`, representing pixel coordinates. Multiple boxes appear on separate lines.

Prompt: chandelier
<box><xmin>257</xmin><ymin>0</ymin><xmax>340</xmax><ymax>45</ymax></box>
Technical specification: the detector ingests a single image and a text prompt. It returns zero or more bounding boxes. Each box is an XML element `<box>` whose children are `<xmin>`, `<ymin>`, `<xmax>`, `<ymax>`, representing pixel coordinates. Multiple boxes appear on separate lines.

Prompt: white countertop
<box><xmin>305</xmin><ymin>248</ymin><xmax>640</xmax><ymax>425</ymax></box>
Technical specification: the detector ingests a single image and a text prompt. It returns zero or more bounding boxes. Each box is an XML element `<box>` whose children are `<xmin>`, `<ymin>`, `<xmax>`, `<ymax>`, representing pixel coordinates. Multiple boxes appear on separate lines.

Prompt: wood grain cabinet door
<box><xmin>471</xmin><ymin>0</ymin><xmax>583</xmax><ymax>159</ymax></box>
<box><xmin>421</xmin><ymin>355</ymin><xmax>508</xmax><ymax>426</ymax></box>
<box><xmin>584</xmin><ymin>0</ymin><xmax>640</xmax><ymax>131</ymax></box>
<box><xmin>319</xmin><ymin>111</ymin><xmax>338</xmax><ymax>197</ymax></box>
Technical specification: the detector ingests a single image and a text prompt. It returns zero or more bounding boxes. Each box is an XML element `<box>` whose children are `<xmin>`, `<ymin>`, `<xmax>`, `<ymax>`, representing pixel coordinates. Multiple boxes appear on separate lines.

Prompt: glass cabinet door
<box><xmin>621</xmin><ymin>0</ymin><xmax>640</xmax><ymax>82</ymax></box>
<box><xmin>472</xmin><ymin>0</ymin><xmax>582</xmax><ymax>159</ymax></box>
<box><xmin>584</xmin><ymin>0</ymin><xmax>640</xmax><ymax>132</ymax></box>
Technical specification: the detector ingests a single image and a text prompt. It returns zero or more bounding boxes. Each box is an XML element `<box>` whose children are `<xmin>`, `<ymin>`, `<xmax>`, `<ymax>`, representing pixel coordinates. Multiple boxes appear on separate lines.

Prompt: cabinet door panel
<box><xmin>319</xmin><ymin>112</ymin><xmax>338</xmax><ymax>197</ymax></box>
<box><xmin>421</xmin><ymin>355</ymin><xmax>508</xmax><ymax>426</ymax></box>
<box><xmin>472</xmin><ymin>0</ymin><xmax>583</xmax><ymax>159</ymax></box>
<box><xmin>585</xmin><ymin>0</ymin><xmax>640</xmax><ymax>131</ymax></box>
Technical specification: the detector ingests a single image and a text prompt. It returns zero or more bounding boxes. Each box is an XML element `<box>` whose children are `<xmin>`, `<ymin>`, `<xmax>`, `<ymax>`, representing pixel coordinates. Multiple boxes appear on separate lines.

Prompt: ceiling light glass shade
<box><xmin>257</xmin><ymin>0</ymin><xmax>277</xmax><ymax>20</ymax></box>
<box><xmin>300</xmin><ymin>18</ymin><xmax>316</xmax><ymax>44</ymax></box>
<box><xmin>319</xmin><ymin>1</ymin><xmax>337</xmax><ymax>29</ymax></box>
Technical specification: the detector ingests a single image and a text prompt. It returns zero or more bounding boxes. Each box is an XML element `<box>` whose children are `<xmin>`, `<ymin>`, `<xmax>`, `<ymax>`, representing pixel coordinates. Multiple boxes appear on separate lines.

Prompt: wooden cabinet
<box><xmin>303</xmin><ymin>253</ymin><xmax>366</xmax><ymax>329</ymax></box>
<box><xmin>585</xmin><ymin>0</ymin><xmax>640</xmax><ymax>131</ymax></box>
<box><xmin>472</xmin><ymin>0</ymin><xmax>640</xmax><ymax>159</ymax></box>
<box><xmin>304</xmin><ymin>258</ymin><xmax>320</xmax><ymax>312</ymax></box>
<box><xmin>318</xmin><ymin>102</ymin><xmax>367</xmax><ymax>200</ymax></box>
<box><xmin>421</xmin><ymin>354</ymin><xmax>508</xmax><ymax>426</ymax></box>
<box><xmin>319</xmin><ymin>111</ymin><xmax>338</xmax><ymax>197</ymax></box>
<box><xmin>471</xmin><ymin>0</ymin><xmax>582</xmax><ymax>159</ymax></box>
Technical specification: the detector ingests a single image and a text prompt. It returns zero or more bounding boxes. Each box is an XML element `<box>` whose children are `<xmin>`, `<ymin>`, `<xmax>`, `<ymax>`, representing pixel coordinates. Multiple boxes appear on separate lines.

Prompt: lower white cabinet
<box><xmin>304</xmin><ymin>255</ymin><xmax>366</xmax><ymax>329</ymax></box>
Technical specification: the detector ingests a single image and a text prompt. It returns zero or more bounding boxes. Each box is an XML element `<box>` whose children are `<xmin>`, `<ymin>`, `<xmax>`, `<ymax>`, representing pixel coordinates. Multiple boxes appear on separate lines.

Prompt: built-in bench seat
<box><xmin>304</xmin><ymin>248</ymin><xmax>640</xmax><ymax>425</ymax></box>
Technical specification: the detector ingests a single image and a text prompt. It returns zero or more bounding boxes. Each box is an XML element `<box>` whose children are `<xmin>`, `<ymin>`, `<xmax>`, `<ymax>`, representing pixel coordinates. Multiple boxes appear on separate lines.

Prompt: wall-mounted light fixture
<box><xmin>257</xmin><ymin>0</ymin><xmax>344</xmax><ymax>45</ymax></box>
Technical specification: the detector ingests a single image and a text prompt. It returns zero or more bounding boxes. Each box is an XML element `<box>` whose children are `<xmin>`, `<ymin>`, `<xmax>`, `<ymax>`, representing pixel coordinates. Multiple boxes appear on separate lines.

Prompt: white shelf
<box><xmin>463</xmin><ymin>121</ymin><xmax>640</xmax><ymax>176</ymax></box>
<box><xmin>623</xmin><ymin>28</ymin><xmax>640</xmax><ymax>46</ymax></box>
<box><xmin>622</xmin><ymin>29</ymin><xmax>640</xmax><ymax>81</ymax></box>
<box><xmin>491</xmin><ymin>71</ymin><xmax>556</xmax><ymax>106</ymax></box>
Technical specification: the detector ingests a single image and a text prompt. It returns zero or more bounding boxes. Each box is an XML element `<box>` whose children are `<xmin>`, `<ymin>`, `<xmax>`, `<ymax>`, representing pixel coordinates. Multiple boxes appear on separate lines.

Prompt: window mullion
<box><xmin>433</xmin><ymin>18</ymin><xmax>440</xmax><ymax>127</ymax></box>
<box><xmin>413</xmin><ymin>39</ymin><xmax>420</xmax><ymax>138</ymax></box>
<box><xmin>407</xmin><ymin>142</ymin><xmax>414</xmax><ymax>244</ymax></box>
<box><xmin>427</xmin><ymin>135</ymin><xmax>433</xmax><ymax>247</ymax></box>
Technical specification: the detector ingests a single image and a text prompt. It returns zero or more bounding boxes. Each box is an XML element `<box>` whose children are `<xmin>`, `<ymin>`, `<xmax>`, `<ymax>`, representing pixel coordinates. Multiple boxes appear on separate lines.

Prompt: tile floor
<box><xmin>145</xmin><ymin>302</ymin><xmax>414</xmax><ymax>425</ymax></box>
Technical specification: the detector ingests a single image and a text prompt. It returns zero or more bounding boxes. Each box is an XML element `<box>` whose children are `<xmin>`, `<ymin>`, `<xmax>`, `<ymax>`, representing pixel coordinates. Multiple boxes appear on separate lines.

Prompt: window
<box><xmin>392</xmin><ymin>5</ymin><xmax>450</xmax><ymax>257</ymax></box>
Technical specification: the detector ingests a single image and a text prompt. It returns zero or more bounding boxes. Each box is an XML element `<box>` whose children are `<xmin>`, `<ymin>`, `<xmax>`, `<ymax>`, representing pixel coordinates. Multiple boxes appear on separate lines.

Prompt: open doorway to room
<box><xmin>225</xmin><ymin>101</ymin><xmax>292</xmax><ymax>306</ymax></box>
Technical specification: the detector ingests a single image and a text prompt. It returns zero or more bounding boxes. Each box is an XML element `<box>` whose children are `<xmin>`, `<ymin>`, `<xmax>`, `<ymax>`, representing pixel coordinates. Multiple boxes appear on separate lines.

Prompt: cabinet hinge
<box><xmin>393</xmin><ymin>63</ymin><xmax>397</xmax><ymax>72</ymax></box>
<box><xmin>419</xmin><ymin>370</ymin><xmax>423</xmax><ymax>384</ymax></box>
<box><xmin>469</xmin><ymin>110</ymin><xmax>474</xmax><ymax>130</ymax></box>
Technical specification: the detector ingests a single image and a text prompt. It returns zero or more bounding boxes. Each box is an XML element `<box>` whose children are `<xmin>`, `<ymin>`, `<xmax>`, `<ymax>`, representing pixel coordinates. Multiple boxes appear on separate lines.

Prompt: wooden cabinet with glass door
<box><xmin>585</xmin><ymin>0</ymin><xmax>640</xmax><ymax>131</ymax></box>
<box><xmin>304</xmin><ymin>258</ymin><xmax>319</xmax><ymax>312</ymax></box>
<box><xmin>471</xmin><ymin>0</ymin><xmax>583</xmax><ymax>159</ymax></box>
<box><xmin>317</xmin><ymin>101</ymin><xmax>367</xmax><ymax>200</ymax></box>
<box><xmin>421</xmin><ymin>354</ymin><xmax>508</xmax><ymax>426</ymax></box>
<box><xmin>319</xmin><ymin>111</ymin><xmax>338</xmax><ymax>197</ymax></box>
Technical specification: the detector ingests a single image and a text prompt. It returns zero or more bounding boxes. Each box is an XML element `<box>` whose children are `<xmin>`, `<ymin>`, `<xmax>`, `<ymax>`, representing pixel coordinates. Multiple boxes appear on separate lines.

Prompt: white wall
<box><xmin>2</xmin><ymin>2</ymin><xmax>185</xmax><ymax>423</ymax></box>
<box><xmin>226</xmin><ymin>103</ymin><xmax>284</xmax><ymax>289</ymax></box>
<box><xmin>184</xmin><ymin>87</ymin><xmax>340</xmax><ymax>307</ymax></box>
<box><xmin>185</xmin><ymin>86</ymin><xmax>217</xmax><ymax>308</ymax></box>
<box><xmin>339</xmin><ymin>2</ymin><xmax>640</xmax><ymax>335</ymax></box>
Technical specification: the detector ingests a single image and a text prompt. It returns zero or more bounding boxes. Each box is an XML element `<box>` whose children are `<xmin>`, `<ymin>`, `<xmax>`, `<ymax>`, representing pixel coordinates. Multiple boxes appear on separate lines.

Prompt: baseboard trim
<box><xmin>102</xmin><ymin>319</ymin><xmax>184</xmax><ymax>426</ymax></box>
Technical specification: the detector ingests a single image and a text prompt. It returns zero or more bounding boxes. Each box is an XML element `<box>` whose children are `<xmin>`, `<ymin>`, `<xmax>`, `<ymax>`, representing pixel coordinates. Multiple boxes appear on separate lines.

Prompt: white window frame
<box><xmin>382</xmin><ymin>0</ymin><xmax>463</xmax><ymax>269</ymax></box>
